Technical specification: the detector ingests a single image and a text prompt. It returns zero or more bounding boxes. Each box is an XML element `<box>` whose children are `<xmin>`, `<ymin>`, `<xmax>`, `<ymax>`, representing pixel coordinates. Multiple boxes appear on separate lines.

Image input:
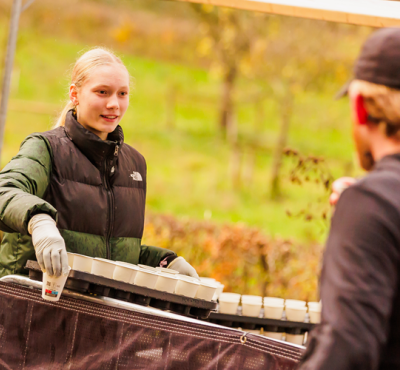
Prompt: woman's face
<box><xmin>70</xmin><ymin>63</ymin><xmax>130</xmax><ymax>140</ymax></box>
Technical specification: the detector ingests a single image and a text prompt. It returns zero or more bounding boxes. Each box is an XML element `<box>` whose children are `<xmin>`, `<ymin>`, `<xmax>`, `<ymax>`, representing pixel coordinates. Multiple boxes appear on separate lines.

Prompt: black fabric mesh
<box><xmin>0</xmin><ymin>282</ymin><xmax>302</xmax><ymax>369</ymax></box>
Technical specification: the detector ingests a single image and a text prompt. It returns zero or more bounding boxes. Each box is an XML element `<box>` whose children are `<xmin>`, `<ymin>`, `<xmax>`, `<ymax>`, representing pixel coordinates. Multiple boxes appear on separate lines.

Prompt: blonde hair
<box><xmin>349</xmin><ymin>79</ymin><xmax>400</xmax><ymax>136</ymax></box>
<box><xmin>55</xmin><ymin>47</ymin><xmax>128</xmax><ymax>128</ymax></box>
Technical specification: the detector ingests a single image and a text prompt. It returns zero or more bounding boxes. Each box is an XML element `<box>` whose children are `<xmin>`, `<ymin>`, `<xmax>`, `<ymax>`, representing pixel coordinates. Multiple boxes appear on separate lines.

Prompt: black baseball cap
<box><xmin>336</xmin><ymin>27</ymin><xmax>400</xmax><ymax>99</ymax></box>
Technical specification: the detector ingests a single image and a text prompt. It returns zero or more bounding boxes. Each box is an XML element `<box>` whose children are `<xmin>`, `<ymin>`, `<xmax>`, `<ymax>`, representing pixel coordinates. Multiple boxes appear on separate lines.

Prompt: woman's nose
<box><xmin>106</xmin><ymin>95</ymin><xmax>119</xmax><ymax>110</ymax></box>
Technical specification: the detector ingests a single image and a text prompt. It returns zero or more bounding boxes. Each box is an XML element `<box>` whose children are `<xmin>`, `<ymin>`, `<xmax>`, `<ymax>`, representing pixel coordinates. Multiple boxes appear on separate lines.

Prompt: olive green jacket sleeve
<box><xmin>139</xmin><ymin>244</ymin><xmax>176</xmax><ymax>267</ymax></box>
<box><xmin>0</xmin><ymin>134</ymin><xmax>57</xmax><ymax>235</ymax></box>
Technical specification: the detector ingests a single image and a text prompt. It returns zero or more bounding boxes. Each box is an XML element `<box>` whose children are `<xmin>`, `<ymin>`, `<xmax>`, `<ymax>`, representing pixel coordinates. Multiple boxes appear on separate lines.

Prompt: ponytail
<box><xmin>54</xmin><ymin>101</ymin><xmax>75</xmax><ymax>128</ymax></box>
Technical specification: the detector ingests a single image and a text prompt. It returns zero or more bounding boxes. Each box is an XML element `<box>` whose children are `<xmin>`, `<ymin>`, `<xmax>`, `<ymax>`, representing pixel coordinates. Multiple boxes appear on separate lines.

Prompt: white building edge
<box><xmin>175</xmin><ymin>0</ymin><xmax>400</xmax><ymax>27</ymax></box>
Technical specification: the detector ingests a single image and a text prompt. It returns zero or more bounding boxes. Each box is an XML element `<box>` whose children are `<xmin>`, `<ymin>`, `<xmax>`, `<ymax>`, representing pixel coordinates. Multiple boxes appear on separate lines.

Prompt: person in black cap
<box><xmin>298</xmin><ymin>27</ymin><xmax>400</xmax><ymax>370</ymax></box>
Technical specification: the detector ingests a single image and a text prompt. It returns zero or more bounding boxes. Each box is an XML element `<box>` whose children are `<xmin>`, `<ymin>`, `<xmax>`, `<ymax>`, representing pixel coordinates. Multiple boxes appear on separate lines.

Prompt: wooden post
<box><xmin>0</xmin><ymin>0</ymin><xmax>22</xmax><ymax>166</ymax></box>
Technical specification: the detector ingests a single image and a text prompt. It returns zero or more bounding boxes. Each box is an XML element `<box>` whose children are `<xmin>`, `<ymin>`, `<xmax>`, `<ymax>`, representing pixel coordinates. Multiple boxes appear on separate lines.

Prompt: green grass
<box><xmin>0</xmin><ymin>27</ymin><xmax>359</xmax><ymax>244</ymax></box>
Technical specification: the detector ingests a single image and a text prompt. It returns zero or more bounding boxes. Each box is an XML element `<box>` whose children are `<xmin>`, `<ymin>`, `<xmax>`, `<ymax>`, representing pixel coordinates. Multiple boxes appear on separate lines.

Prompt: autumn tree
<box><xmin>244</xmin><ymin>18</ymin><xmax>358</xmax><ymax>199</ymax></box>
<box><xmin>190</xmin><ymin>6</ymin><xmax>359</xmax><ymax>196</ymax></box>
<box><xmin>190</xmin><ymin>5</ymin><xmax>262</xmax><ymax>140</ymax></box>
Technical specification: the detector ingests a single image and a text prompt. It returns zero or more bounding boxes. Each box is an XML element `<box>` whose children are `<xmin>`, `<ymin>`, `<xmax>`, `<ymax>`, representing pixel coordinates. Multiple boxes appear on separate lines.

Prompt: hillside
<box><xmin>0</xmin><ymin>0</ymin><xmax>368</xmax><ymax>246</ymax></box>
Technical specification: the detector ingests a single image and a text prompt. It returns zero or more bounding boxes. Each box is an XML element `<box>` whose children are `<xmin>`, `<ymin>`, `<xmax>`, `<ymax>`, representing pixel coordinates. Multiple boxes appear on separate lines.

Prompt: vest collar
<box><xmin>64</xmin><ymin>110</ymin><xmax>124</xmax><ymax>168</ymax></box>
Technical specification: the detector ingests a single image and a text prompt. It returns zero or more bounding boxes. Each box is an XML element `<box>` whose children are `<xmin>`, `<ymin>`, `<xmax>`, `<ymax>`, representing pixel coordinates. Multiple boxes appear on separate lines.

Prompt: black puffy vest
<box><xmin>41</xmin><ymin>110</ymin><xmax>146</xmax><ymax>260</ymax></box>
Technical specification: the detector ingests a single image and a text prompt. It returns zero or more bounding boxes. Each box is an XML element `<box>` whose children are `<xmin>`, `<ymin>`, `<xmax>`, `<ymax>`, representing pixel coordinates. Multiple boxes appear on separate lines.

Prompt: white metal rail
<box><xmin>172</xmin><ymin>0</ymin><xmax>400</xmax><ymax>27</ymax></box>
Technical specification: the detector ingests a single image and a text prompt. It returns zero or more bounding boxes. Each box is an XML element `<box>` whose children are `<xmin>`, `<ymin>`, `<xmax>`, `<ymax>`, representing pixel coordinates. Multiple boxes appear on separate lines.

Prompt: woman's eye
<box><xmin>120</xmin><ymin>91</ymin><xmax>128</xmax><ymax>96</ymax></box>
<box><xmin>98</xmin><ymin>90</ymin><xmax>107</xmax><ymax>95</ymax></box>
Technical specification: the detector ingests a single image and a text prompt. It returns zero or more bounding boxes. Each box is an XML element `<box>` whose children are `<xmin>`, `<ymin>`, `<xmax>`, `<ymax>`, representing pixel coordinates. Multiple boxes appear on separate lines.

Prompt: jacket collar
<box><xmin>374</xmin><ymin>152</ymin><xmax>400</xmax><ymax>170</ymax></box>
<box><xmin>64</xmin><ymin>110</ymin><xmax>124</xmax><ymax>168</ymax></box>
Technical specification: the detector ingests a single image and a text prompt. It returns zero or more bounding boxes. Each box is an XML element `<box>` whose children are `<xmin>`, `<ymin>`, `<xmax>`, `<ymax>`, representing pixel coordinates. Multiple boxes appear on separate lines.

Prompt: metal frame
<box><xmin>0</xmin><ymin>0</ymin><xmax>35</xmax><ymax>165</ymax></box>
<box><xmin>208</xmin><ymin>312</ymin><xmax>314</xmax><ymax>331</ymax></box>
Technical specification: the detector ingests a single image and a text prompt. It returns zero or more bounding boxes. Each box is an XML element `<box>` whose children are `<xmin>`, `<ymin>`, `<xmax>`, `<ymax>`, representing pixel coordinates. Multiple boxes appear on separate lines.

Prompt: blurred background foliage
<box><xmin>0</xmin><ymin>0</ymin><xmax>372</xmax><ymax>300</ymax></box>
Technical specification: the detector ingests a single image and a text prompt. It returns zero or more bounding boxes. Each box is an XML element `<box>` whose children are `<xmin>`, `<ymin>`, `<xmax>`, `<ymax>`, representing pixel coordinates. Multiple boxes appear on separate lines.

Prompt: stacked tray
<box><xmin>25</xmin><ymin>260</ymin><xmax>217</xmax><ymax>319</ymax></box>
<box><xmin>206</xmin><ymin>312</ymin><xmax>314</xmax><ymax>335</ymax></box>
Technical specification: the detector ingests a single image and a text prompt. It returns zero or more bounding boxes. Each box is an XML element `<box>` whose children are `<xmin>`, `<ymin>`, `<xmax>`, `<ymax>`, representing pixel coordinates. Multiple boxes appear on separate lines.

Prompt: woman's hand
<box><xmin>167</xmin><ymin>257</ymin><xmax>199</xmax><ymax>279</ymax></box>
<box><xmin>329</xmin><ymin>177</ymin><xmax>357</xmax><ymax>206</ymax></box>
<box><xmin>28</xmin><ymin>214</ymin><xmax>69</xmax><ymax>277</ymax></box>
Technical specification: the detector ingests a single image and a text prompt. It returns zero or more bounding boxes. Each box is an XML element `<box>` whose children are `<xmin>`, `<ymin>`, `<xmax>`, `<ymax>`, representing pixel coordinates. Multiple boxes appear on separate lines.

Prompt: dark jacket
<box><xmin>299</xmin><ymin>154</ymin><xmax>400</xmax><ymax>370</ymax></box>
<box><xmin>0</xmin><ymin>111</ymin><xmax>175</xmax><ymax>277</ymax></box>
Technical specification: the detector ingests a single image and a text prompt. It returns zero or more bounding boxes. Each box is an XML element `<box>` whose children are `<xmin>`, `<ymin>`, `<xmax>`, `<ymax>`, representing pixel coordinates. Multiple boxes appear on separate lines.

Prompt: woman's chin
<box><xmin>97</xmin><ymin>122</ymin><xmax>119</xmax><ymax>134</ymax></box>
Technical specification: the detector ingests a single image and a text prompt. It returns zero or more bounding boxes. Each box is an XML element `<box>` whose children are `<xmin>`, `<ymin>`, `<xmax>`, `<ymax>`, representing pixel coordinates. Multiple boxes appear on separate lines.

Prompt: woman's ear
<box><xmin>69</xmin><ymin>84</ymin><xmax>78</xmax><ymax>105</ymax></box>
<box><xmin>354</xmin><ymin>94</ymin><xmax>368</xmax><ymax>125</ymax></box>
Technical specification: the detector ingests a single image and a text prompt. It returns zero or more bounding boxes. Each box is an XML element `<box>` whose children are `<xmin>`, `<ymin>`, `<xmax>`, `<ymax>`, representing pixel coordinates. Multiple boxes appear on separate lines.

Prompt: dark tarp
<box><xmin>0</xmin><ymin>281</ymin><xmax>303</xmax><ymax>369</ymax></box>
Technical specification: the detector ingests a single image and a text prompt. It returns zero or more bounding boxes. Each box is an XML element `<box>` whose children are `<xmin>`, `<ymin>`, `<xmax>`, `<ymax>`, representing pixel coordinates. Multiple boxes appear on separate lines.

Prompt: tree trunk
<box><xmin>258</xmin><ymin>246</ymin><xmax>269</xmax><ymax>297</ymax></box>
<box><xmin>242</xmin><ymin>262</ymin><xmax>249</xmax><ymax>295</ymax></box>
<box><xmin>270</xmin><ymin>93</ymin><xmax>293</xmax><ymax>200</ymax></box>
<box><xmin>219</xmin><ymin>66</ymin><xmax>237</xmax><ymax>139</ymax></box>
<box><xmin>229</xmin><ymin>142</ymin><xmax>242</xmax><ymax>189</ymax></box>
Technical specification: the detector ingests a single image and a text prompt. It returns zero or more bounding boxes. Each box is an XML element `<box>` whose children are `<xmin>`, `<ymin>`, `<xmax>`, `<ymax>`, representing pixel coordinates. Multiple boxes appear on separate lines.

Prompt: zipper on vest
<box><xmin>104</xmin><ymin>147</ymin><xmax>118</xmax><ymax>259</ymax></box>
<box><xmin>110</xmin><ymin>145</ymin><xmax>119</xmax><ymax>175</ymax></box>
<box><xmin>104</xmin><ymin>161</ymin><xmax>112</xmax><ymax>259</ymax></box>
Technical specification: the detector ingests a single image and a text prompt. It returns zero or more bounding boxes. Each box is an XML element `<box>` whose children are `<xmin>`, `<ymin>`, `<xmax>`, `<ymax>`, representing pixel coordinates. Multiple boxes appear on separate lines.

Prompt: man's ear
<box><xmin>354</xmin><ymin>94</ymin><xmax>368</xmax><ymax>125</ymax></box>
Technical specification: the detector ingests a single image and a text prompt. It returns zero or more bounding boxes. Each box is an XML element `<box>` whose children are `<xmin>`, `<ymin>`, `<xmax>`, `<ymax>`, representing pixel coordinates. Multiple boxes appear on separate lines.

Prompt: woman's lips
<box><xmin>100</xmin><ymin>115</ymin><xmax>119</xmax><ymax>122</ymax></box>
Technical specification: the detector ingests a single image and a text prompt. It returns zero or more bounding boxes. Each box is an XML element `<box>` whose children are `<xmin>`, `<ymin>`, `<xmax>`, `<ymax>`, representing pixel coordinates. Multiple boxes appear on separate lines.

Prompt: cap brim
<box><xmin>335</xmin><ymin>79</ymin><xmax>352</xmax><ymax>100</ymax></box>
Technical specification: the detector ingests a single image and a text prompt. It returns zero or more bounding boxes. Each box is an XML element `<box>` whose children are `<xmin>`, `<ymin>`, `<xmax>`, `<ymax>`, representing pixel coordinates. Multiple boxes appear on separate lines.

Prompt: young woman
<box><xmin>0</xmin><ymin>48</ymin><xmax>198</xmax><ymax>278</ymax></box>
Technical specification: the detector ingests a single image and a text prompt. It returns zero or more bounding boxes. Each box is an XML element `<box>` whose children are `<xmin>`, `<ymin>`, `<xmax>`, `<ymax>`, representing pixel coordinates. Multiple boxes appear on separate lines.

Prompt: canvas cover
<box><xmin>0</xmin><ymin>281</ymin><xmax>303</xmax><ymax>369</ymax></box>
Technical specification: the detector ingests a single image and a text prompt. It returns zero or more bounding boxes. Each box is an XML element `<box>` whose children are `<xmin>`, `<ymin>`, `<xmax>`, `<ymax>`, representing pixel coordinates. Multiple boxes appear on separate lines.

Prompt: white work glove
<box><xmin>329</xmin><ymin>177</ymin><xmax>356</xmax><ymax>206</ymax></box>
<box><xmin>28</xmin><ymin>214</ymin><xmax>69</xmax><ymax>277</ymax></box>
<box><xmin>167</xmin><ymin>257</ymin><xmax>200</xmax><ymax>279</ymax></box>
